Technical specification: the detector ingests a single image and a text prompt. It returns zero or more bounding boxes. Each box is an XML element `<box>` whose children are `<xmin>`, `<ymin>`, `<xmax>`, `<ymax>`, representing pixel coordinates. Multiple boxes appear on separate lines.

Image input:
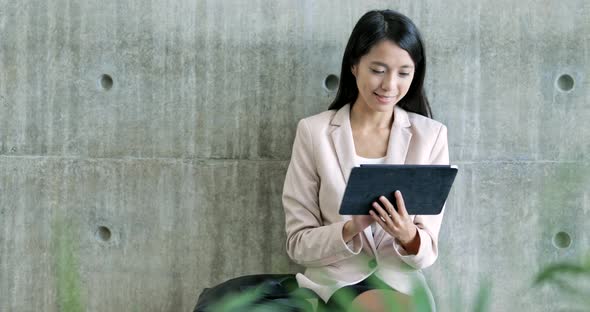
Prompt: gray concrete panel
<box><xmin>0</xmin><ymin>0</ymin><xmax>336</xmax><ymax>160</ymax></box>
<box><xmin>428</xmin><ymin>161</ymin><xmax>590</xmax><ymax>311</ymax></box>
<box><xmin>0</xmin><ymin>158</ymin><xmax>297</xmax><ymax>311</ymax></box>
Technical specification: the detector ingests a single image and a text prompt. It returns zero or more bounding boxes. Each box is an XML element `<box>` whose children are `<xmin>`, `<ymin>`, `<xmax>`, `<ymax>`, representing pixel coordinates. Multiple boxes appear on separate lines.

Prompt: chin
<box><xmin>369</xmin><ymin>102</ymin><xmax>396</xmax><ymax>113</ymax></box>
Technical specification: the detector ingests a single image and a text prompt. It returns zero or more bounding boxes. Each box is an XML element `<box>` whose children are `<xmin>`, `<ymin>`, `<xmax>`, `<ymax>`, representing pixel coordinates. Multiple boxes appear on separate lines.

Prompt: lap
<box><xmin>350</xmin><ymin>289</ymin><xmax>413</xmax><ymax>312</ymax></box>
<box><xmin>318</xmin><ymin>275</ymin><xmax>413</xmax><ymax>312</ymax></box>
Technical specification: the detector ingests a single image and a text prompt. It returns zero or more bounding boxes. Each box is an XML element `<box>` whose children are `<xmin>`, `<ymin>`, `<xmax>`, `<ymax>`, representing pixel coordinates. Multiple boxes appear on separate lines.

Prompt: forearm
<box><xmin>342</xmin><ymin>220</ymin><xmax>363</xmax><ymax>242</ymax></box>
<box><xmin>399</xmin><ymin>226</ymin><xmax>420</xmax><ymax>255</ymax></box>
<box><xmin>287</xmin><ymin>221</ymin><xmax>363</xmax><ymax>267</ymax></box>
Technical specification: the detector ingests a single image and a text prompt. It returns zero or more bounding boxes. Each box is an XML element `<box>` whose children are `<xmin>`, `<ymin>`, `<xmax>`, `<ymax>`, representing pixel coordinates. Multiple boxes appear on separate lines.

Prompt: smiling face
<box><xmin>351</xmin><ymin>39</ymin><xmax>415</xmax><ymax>113</ymax></box>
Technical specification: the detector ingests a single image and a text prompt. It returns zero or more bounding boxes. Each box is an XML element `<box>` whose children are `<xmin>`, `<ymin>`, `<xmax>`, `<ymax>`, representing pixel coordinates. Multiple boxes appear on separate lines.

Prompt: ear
<box><xmin>351</xmin><ymin>64</ymin><xmax>358</xmax><ymax>78</ymax></box>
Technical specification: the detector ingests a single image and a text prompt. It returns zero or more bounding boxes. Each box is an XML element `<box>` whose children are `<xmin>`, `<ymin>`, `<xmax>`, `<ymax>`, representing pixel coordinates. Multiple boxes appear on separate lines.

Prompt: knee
<box><xmin>350</xmin><ymin>289</ymin><xmax>413</xmax><ymax>312</ymax></box>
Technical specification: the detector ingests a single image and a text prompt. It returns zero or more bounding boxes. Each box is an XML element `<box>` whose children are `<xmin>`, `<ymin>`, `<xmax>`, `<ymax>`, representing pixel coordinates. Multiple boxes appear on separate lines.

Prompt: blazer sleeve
<box><xmin>392</xmin><ymin>124</ymin><xmax>449</xmax><ymax>269</ymax></box>
<box><xmin>283</xmin><ymin>119</ymin><xmax>362</xmax><ymax>267</ymax></box>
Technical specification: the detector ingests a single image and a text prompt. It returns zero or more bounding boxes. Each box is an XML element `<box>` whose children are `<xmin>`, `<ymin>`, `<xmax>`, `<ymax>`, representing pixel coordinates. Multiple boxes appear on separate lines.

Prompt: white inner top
<box><xmin>355</xmin><ymin>155</ymin><xmax>386</xmax><ymax>164</ymax></box>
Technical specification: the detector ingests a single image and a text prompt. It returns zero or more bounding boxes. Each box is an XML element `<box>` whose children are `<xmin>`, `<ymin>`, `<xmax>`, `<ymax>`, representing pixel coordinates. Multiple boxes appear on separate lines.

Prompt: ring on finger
<box><xmin>380</xmin><ymin>215</ymin><xmax>392</xmax><ymax>222</ymax></box>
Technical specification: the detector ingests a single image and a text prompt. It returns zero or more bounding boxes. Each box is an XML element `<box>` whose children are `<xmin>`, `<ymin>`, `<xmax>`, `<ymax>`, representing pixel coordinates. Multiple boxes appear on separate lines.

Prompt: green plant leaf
<box><xmin>472</xmin><ymin>281</ymin><xmax>491</xmax><ymax>312</ymax></box>
<box><xmin>534</xmin><ymin>263</ymin><xmax>590</xmax><ymax>285</ymax></box>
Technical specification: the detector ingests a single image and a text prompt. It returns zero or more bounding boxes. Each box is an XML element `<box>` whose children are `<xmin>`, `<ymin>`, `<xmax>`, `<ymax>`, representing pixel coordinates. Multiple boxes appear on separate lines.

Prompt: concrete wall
<box><xmin>1</xmin><ymin>0</ymin><xmax>588</xmax><ymax>311</ymax></box>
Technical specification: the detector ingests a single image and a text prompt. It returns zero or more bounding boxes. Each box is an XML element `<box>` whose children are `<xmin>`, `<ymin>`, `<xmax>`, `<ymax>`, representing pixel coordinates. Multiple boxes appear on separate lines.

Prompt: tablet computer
<box><xmin>339</xmin><ymin>165</ymin><xmax>458</xmax><ymax>215</ymax></box>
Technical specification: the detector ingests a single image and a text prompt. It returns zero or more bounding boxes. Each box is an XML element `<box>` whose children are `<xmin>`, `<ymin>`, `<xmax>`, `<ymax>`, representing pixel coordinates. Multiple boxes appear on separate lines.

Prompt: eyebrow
<box><xmin>370</xmin><ymin>61</ymin><xmax>414</xmax><ymax>69</ymax></box>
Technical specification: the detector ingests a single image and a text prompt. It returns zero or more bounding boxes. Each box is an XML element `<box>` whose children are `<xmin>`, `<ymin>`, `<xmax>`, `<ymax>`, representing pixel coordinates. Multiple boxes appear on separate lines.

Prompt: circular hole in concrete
<box><xmin>96</xmin><ymin>226</ymin><xmax>112</xmax><ymax>242</ymax></box>
<box><xmin>99</xmin><ymin>74</ymin><xmax>114</xmax><ymax>91</ymax></box>
<box><xmin>324</xmin><ymin>74</ymin><xmax>339</xmax><ymax>92</ymax></box>
<box><xmin>552</xmin><ymin>231</ymin><xmax>571</xmax><ymax>249</ymax></box>
<box><xmin>556</xmin><ymin>74</ymin><xmax>574</xmax><ymax>92</ymax></box>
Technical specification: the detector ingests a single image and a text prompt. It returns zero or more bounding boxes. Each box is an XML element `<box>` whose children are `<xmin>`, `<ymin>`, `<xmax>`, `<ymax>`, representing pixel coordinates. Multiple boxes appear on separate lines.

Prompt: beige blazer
<box><xmin>282</xmin><ymin>104</ymin><xmax>449</xmax><ymax>304</ymax></box>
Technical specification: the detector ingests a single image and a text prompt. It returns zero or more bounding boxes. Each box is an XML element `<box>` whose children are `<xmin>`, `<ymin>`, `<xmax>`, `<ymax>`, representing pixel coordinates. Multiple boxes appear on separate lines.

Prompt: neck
<box><xmin>350</xmin><ymin>101</ymin><xmax>394</xmax><ymax>131</ymax></box>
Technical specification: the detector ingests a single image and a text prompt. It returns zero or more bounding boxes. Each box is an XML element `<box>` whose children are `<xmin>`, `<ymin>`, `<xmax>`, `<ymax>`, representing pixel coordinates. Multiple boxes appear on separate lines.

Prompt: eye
<box><xmin>399</xmin><ymin>72</ymin><xmax>411</xmax><ymax>77</ymax></box>
<box><xmin>371</xmin><ymin>69</ymin><xmax>385</xmax><ymax>74</ymax></box>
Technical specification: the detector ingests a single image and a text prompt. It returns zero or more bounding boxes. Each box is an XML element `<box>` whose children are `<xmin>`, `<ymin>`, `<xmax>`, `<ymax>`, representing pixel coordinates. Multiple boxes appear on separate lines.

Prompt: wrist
<box><xmin>400</xmin><ymin>226</ymin><xmax>418</xmax><ymax>245</ymax></box>
<box><xmin>399</xmin><ymin>226</ymin><xmax>420</xmax><ymax>254</ymax></box>
<box><xmin>343</xmin><ymin>220</ymin><xmax>361</xmax><ymax>242</ymax></box>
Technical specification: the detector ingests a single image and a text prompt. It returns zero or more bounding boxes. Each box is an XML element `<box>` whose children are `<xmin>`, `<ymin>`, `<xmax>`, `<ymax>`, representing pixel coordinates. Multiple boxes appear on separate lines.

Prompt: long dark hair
<box><xmin>328</xmin><ymin>10</ymin><xmax>432</xmax><ymax>118</ymax></box>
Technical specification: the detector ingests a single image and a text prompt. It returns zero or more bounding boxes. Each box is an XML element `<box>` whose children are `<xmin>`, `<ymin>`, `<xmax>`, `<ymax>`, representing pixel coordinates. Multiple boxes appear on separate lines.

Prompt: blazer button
<box><xmin>368</xmin><ymin>259</ymin><xmax>377</xmax><ymax>269</ymax></box>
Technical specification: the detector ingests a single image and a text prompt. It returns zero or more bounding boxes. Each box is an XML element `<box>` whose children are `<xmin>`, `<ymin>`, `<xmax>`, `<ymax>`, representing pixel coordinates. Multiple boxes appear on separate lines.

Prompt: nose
<box><xmin>381</xmin><ymin>73</ymin><xmax>398</xmax><ymax>92</ymax></box>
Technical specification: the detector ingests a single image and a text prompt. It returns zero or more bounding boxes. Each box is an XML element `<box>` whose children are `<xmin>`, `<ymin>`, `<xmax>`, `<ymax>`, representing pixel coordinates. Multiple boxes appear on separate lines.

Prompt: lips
<box><xmin>374</xmin><ymin>92</ymin><xmax>396</xmax><ymax>103</ymax></box>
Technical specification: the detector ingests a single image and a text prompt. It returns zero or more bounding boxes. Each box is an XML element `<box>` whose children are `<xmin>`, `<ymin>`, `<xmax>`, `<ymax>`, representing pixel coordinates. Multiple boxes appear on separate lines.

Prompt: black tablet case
<box><xmin>339</xmin><ymin>165</ymin><xmax>458</xmax><ymax>215</ymax></box>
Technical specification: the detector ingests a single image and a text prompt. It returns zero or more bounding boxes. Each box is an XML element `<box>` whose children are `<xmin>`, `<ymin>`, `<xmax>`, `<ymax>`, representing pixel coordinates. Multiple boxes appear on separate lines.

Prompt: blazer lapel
<box><xmin>385</xmin><ymin>105</ymin><xmax>412</xmax><ymax>165</ymax></box>
<box><xmin>329</xmin><ymin>104</ymin><xmax>357</xmax><ymax>184</ymax></box>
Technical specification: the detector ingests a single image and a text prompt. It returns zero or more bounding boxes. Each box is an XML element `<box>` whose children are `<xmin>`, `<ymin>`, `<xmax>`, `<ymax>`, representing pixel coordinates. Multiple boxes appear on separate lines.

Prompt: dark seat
<box><xmin>193</xmin><ymin>274</ymin><xmax>317</xmax><ymax>312</ymax></box>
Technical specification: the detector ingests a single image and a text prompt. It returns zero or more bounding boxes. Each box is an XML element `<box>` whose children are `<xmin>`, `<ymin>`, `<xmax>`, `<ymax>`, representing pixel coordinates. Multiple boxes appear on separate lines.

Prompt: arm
<box><xmin>283</xmin><ymin>119</ymin><xmax>363</xmax><ymax>267</ymax></box>
<box><xmin>392</xmin><ymin>124</ymin><xmax>449</xmax><ymax>269</ymax></box>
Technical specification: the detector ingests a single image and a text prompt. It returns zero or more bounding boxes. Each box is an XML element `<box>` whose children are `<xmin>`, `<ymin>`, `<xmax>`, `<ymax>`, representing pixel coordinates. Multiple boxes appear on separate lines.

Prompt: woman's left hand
<box><xmin>369</xmin><ymin>190</ymin><xmax>418</xmax><ymax>246</ymax></box>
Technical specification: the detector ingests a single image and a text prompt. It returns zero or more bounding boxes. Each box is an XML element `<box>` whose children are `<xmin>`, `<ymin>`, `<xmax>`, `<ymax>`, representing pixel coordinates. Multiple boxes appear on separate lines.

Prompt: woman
<box><xmin>282</xmin><ymin>10</ymin><xmax>448</xmax><ymax>311</ymax></box>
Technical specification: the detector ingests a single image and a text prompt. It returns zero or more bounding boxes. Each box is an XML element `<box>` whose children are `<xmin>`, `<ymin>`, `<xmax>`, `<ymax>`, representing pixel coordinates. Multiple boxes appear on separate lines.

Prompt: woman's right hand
<box><xmin>343</xmin><ymin>215</ymin><xmax>375</xmax><ymax>242</ymax></box>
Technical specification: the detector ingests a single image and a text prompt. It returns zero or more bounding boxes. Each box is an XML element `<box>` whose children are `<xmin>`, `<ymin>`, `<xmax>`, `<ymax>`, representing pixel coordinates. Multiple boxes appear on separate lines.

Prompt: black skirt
<box><xmin>317</xmin><ymin>273</ymin><xmax>395</xmax><ymax>311</ymax></box>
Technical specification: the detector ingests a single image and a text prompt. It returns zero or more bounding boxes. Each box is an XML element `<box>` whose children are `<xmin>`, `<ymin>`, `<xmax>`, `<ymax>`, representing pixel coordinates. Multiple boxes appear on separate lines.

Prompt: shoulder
<box><xmin>407</xmin><ymin>111</ymin><xmax>446</xmax><ymax>135</ymax></box>
<box><xmin>298</xmin><ymin>109</ymin><xmax>337</xmax><ymax>131</ymax></box>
